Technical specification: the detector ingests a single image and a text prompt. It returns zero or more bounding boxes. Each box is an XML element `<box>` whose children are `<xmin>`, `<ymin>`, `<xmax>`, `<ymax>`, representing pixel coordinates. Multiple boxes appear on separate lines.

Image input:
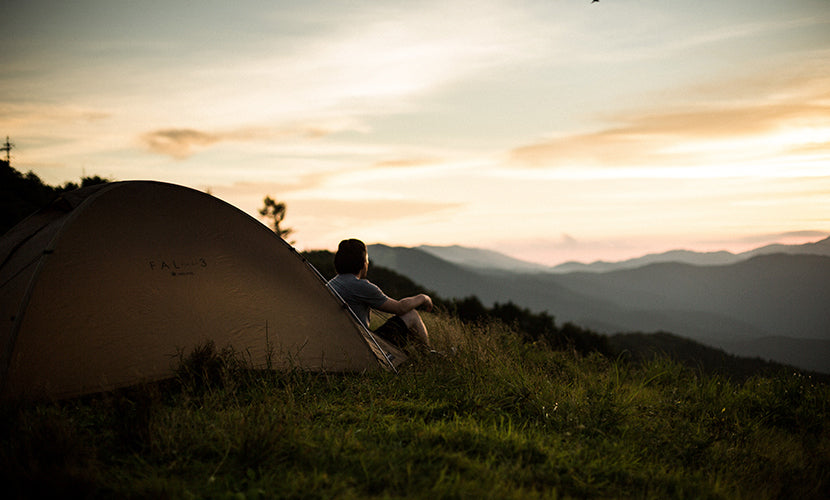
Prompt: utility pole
<box><xmin>1</xmin><ymin>136</ymin><xmax>12</xmax><ymax>164</ymax></box>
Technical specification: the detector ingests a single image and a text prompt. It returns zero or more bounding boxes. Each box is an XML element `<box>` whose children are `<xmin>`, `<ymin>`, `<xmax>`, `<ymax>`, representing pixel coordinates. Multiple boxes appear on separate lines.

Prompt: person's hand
<box><xmin>421</xmin><ymin>294</ymin><xmax>434</xmax><ymax>312</ymax></box>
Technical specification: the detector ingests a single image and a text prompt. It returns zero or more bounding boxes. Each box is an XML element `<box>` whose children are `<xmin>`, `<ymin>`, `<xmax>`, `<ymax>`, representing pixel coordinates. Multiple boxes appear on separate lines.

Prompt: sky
<box><xmin>2</xmin><ymin>0</ymin><xmax>829</xmax><ymax>266</ymax></box>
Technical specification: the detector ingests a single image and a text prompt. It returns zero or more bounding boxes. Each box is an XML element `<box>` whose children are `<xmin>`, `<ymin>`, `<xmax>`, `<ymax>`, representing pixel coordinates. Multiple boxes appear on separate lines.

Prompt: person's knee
<box><xmin>399</xmin><ymin>309</ymin><xmax>422</xmax><ymax>330</ymax></box>
<box><xmin>399</xmin><ymin>309</ymin><xmax>430</xmax><ymax>346</ymax></box>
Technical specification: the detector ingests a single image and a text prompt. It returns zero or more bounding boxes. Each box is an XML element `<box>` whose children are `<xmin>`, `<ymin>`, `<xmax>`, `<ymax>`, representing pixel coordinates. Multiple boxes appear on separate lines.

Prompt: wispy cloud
<box><xmin>736</xmin><ymin>230</ymin><xmax>830</xmax><ymax>245</ymax></box>
<box><xmin>509</xmin><ymin>71</ymin><xmax>830</xmax><ymax>169</ymax></box>
<box><xmin>141</xmin><ymin>129</ymin><xmax>220</xmax><ymax>159</ymax></box>
<box><xmin>370</xmin><ymin>158</ymin><xmax>440</xmax><ymax>169</ymax></box>
<box><xmin>292</xmin><ymin>198</ymin><xmax>460</xmax><ymax>223</ymax></box>
<box><xmin>0</xmin><ymin>102</ymin><xmax>111</xmax><ymax>131</ymax></box>
<box><xmin>140</xmin><ymin>124</ymin><xmax>337</xmax><ymax>159</ymax></box>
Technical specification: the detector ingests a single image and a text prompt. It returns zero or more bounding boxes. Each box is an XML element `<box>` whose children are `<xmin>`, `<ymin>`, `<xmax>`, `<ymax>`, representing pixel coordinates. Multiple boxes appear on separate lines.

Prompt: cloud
<box><xmin>290</xmin><ymin>198</ymin><xmax>461</xmax><ymax>224</ymax></box>
<box><xmin>140</xmin><ymin>124</ymin><xmax>338</xmax><ymax>159</ymax></box>
<box><xmin>0</xmin><ymin>102</ymin><xmax>111</xmax><ymax>131</ymax></box>
<box><xmin>509</xmin><ymin>95</ymin><xmax>830</xmax><ymax>168</ymax></box>
<box><xmin>560</xmin><ymin>233</ymin><xmax>579</xmax><ymax>247</ymax></box>
<box><xmin>141</xmin><ymin>129</ymin><xmax>220</xmax><ymax>159</ymax></box>
<box><xmin>788</xmin><ymin>141</ymin><xmax>830</xmax><ymax>156</ymax></box>
<box><xmin>370</xmin><ymin>158</ymin><xmax>439</xmax><ymax>169</ymax></box>
<box><xmin>507</xmin><ymin>56</ymin><xmax>830</xmax><ymax>169</ymax></box>
<box><xmin>207</xmin><ymin>178</ymin><xmax>332</xmax><ymax>203</ymax></box>
<box><xmin>509</xmin><ymin>128</ymin><xmax>660</xmax><ymax>168</ymax></box>
<box><xmin>279</xmin><ymin>196</ymin><xmax>464</xmax><ymax>250</ymax></box>
<box><xmin>205</xmin><ymin>183</ymin><xmax>462</xmax><ymax>235</ymax></box>
<box><xmin>735</xmin><ymin>231</ymin><xmax>830</xmax><ymax>245</ymax></box>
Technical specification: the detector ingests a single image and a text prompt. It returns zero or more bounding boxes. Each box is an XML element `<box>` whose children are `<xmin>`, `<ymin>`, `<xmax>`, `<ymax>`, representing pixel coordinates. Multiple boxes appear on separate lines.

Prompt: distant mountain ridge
<box><xmin>554</xmin><ymin>236</ymin><xmax>830</xmax><ymax>273</ymax></box>
<box><xmin>368</xmin><ymin>241</ymin><xmax>830</xmax><ymax>374</ymax></box>
<box><xmin>551</xmin><ymin>249</ymin><xmax>739</xmax><ymax>273</ymax></box>
<box><xmin>418</xmin><ymin>245</ymin><xmax>551</xmax><ymax>273</ymax></box>
<box><xmin>418</xmin><ymin>236</ymin><xmax>830</xmax><ymax>274</ymax></box>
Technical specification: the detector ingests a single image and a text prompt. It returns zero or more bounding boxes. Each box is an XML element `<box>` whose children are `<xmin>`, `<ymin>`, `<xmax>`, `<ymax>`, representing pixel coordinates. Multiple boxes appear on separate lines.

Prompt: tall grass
<box><xmin>1</xmin><ymin>313</ymin><xmax>828</xmax><ymax>499</ymax></box>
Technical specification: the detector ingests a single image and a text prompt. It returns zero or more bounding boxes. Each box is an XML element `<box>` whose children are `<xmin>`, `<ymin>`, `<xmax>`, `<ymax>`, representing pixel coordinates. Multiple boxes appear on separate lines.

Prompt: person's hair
<box><xmin>334</xmin><ymin>239</ymin><xmax>367</xmax><ymax>275</ymax></box>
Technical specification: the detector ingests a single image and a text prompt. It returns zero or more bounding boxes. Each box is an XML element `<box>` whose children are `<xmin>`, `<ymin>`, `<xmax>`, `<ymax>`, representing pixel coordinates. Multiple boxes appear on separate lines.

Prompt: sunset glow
<box><xmin>2</xmin><ymin>0</ymin><xmax>829</xmax><ymax>265</ymax></box>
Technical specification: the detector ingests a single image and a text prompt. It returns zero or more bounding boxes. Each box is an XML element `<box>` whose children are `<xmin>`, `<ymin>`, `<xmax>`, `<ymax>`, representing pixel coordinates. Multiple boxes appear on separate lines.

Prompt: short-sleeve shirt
<box><xmin>326</xmin><ymin>273</ymin><xmax>389</xmax><ymax>328</ymax></box>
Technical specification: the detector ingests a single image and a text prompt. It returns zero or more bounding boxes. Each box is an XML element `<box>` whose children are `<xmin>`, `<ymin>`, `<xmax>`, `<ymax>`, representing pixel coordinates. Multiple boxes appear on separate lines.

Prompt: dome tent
<box><xmin>0</xmin><ymin>181</ymin><xmax>405</xmax><ymax>400</ymax></box>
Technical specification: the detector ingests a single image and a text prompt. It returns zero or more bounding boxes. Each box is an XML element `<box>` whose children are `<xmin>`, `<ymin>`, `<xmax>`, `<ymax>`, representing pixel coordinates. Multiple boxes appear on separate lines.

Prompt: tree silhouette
<box><xmin>259</xmin><ymin>195</ymin><xmax>293</xmax><ymax>241</ymax></box>
<box><xmin>1</xmin><ymin>161</ymin><xmax>111</xmax><ymax>235</ymax></box>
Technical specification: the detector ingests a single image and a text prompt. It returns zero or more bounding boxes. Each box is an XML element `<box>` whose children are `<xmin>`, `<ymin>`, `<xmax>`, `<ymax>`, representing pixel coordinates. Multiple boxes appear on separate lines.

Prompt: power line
<box><xmin>1</xmin><ymin>136</ymin><xmax>13</xmax><ymax>164</ymax></box>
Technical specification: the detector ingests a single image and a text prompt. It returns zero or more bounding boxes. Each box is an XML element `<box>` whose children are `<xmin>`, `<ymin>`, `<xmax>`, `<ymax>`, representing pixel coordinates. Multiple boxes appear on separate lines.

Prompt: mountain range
<box><xmin>419</xmin><ymin>236</ymin><xmax>830</xmax><ymax>273</ymax></box>
<box><xmin>369</xmin><ymin>237</ymin><xmax>830</xmax><ymax>374</ymax></box>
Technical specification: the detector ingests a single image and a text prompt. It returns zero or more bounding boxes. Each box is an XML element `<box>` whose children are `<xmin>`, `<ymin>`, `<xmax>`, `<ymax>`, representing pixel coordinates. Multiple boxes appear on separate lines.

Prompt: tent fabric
<box><xmin>0</xmin><ymin>181</ymin><xmax>405</xmax><ymax>400</ymax></box>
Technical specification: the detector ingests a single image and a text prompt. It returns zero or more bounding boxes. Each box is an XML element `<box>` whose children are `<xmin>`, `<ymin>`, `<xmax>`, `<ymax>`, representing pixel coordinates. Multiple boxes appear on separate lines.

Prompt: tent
<box><xmin>0</xmin><ymin>181</ymin><xmax>405</xmax><ymax>400</ymax></box>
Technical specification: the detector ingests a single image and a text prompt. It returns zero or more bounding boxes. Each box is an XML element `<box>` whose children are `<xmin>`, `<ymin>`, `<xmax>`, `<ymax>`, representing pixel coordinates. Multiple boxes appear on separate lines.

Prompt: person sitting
<box><xmin>326</xmin><ymin>238</ymin><xmax>433</xmax><ymax>350</ymax></box>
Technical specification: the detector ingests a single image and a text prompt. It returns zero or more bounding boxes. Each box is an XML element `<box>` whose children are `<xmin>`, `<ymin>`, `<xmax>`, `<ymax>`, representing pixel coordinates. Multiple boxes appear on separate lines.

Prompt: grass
<box><xmin>1</xmin><ymin>313</ymin><xmax>828</xmax><ymax>499</ymax></box>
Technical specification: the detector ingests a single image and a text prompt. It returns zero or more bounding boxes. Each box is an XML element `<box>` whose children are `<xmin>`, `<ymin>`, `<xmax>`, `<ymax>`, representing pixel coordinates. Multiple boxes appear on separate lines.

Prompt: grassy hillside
<box><xmin>2</xmin><ymin>313</ymin><xmax>828</xmax><ymax>499</ymax></box>
<box><xmin>607</xmin><ymin>331</ymin><xmax>827</xmax><ymax>383</ymax></box>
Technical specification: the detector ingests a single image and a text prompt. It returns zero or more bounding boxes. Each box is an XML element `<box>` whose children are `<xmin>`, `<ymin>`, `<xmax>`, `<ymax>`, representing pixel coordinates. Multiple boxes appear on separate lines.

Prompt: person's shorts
<box><xmin>373</xmin><ymin>315</ymin><xmax>411</xmax><ymax>349</ymax></box>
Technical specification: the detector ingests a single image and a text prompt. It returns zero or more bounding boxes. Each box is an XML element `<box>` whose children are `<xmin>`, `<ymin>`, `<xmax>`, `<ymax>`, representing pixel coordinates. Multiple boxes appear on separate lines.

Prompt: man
<box><xmin>326</xmin><ymin>239</ymin><xmax>433</xmax><ymax>349</ymax></box>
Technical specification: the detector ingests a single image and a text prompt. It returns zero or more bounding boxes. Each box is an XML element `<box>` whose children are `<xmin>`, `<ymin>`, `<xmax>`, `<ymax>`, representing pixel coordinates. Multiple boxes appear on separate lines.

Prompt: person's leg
<box><xmin>399</xmin><ymin>309</ymin><xmax>430</xmax><ymax>347</ymax></box>
<box><xmin>373</xmin><ymin>316</ymin><xmax>409</xmax><ymax>349</ymax></box>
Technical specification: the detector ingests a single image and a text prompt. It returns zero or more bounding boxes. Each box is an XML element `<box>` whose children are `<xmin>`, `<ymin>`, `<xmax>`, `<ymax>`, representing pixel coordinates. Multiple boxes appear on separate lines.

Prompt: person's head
<box><xmin>334</xmin><ymin>238</ymin><xmax>368</xmax><ymax>276</ymax></box>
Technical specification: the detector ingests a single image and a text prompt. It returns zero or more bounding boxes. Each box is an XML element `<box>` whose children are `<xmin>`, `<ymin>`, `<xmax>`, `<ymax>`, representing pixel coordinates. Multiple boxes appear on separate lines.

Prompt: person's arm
<box><xmin>377</xmin><ymin>294</ymin><xmax>433</xmax><ymax>316</ymax></box>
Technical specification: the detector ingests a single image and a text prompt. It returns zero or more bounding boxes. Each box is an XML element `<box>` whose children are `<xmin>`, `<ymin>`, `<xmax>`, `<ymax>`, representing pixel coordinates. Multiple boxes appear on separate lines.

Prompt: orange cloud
<box><xmin>511</xmin><ymin>102</ymin><xmax>829</xmax><ymax>167</ymax></box>
<box><xmin>207</xmin><ymin>178</ymin><xmax>331</xmax><ymax>200</ymax></box>
<box><xmin>509</xmin><ymin>128</ymin><xmax>662</xmax><ymax>167</ymax></box>
<box><xmin>141</xmin><ymin>129</ymin><xmax>220</xmax><ymax>159</ymax></box>
<box><xmin>788</xmin><ymin>141</ymin><xmax>830</xmax><ymax>156</ymax></box>
<box><xmin>371</xmin><ymin>158</ymin><xmax>438</xmax><ymax>169</ymax></box>
<box><xmin>510</xmin><ymin>72</ymin><xmax>830</xmax><ymax>168</ymax></box>
<box><xmin>290</xmin><ymin>198</ymin><xmax>461</xmax><ymax>223</ymax></box>
<box><xmin>733</xmin><ymin>230</ymin><xmax>830</xmax><ymax>245</ymax></box>
<box><xmin>621</xmin><ymin>97</ymin><xmax>830</xmax><ymax>138</ymax></box>
<box><xmin>141</xmin><ymin>125</ymin><xmax>337</xmax><ymax>159</ymax></box>
<box><xmin>0</xmin><ymin>102</ymin><xmax>111</xmax><ymax>130</ymax></box>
